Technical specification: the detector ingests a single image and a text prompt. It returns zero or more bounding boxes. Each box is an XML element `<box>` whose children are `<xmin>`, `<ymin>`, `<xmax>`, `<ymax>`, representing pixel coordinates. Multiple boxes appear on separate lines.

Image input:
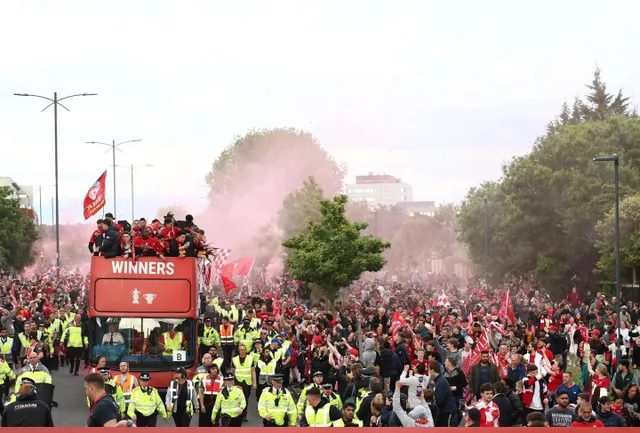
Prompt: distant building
<box><xmin>396</xmin><ymin>200</ymin><xmax>436</xmax><ymax>217</ymax></box>
<box><xmin>346</xmin><ymin>173</ymin><xmax>413</xmax><ymax>207</ymax></box>
<box><xmin>0</xmin><ymin>176</ymin><xmax>37</xmax><ymax>221</ymax></box>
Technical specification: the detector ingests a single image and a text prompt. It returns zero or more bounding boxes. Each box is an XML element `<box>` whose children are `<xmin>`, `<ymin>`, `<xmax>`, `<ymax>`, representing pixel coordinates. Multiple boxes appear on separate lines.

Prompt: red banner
<box><xmin>83</xmin><ymin>170</ymin><xmax>107</xmax><ymax>220</ymax></box>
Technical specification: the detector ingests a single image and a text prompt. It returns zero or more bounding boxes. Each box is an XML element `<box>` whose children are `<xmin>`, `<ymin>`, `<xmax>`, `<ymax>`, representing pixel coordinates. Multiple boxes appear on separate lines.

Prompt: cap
<box><xmin>175</xmin><ymin>367</ymin><xmax>186</xmax><ymax>376</ymax></box>
<box><xmin>271</xmin><ymin>338</ymin><xmax>280</xmax><ymax>344</ymax></box>
<box><xmin>224</xmin><ymin>373</ymin><xmax>235</xmax><ymax>381</ymax></box>
<box><xmin>312</xmin><ymin>371</ymin><xmax>323</xmax><ymax>378</ymax></box>
<box><xmin>271</xmin><ymin>374</ymin><xmax>284</xmax><ymax>383</ymax></box>
<box><xmin>591</xmin><ymin>330</ymin><xmax>601</xmax><ymax>336</ymax></box>
<box><xmin>99</xmin><ymin>368</ymin><xmax>110</xmax><ymax>374</ymax></box>
<box><xmin>266</xmin><ymin>320</ymin><xmax>274</xmax><ymax>326</ymax></box>
<box><xmin>253</xmin><ymin>338</ymin><xmax>263</xmax><ymax>344</ymax></box>
<box><xmin>348</xmin><ymin>348</ymin><xmax>359</xmax><ymax>357</ymax></box>
<box><xmin>21</xmin><ymin>377</ymin><xmax>36</xmax><ymax>386</ymax></box>
<box><xmin>279</xmin><ymin>331</ymin><xmax>286</xmax><ymax>337</ymax></box>
<box><xmin>243</xmin><ymin>317</ymin><xmax>250</xmax><ymax>323</ymax></box>
<box><xmin>321</xmin><ymin>383</ymin><xmax>333</xmax><ymax>389</ymax></box>
<box><xmin>599</xmin><ymin>395</ymin><xmax>611</xmax><ymax>404</ymax></box>
<box><xmin>139</xmin><ymin>372</ymin><xmax>150</xmax><ymax>381</ymax></box>
<box><xmin>549</xmin><ymin>325</ymin><xmax>558</xmax><ymax>332</ymax></box>
<box><xmin>204</xmin><ymin>317</ymin><xmax>212</xmax><ymax>323</ymax></box>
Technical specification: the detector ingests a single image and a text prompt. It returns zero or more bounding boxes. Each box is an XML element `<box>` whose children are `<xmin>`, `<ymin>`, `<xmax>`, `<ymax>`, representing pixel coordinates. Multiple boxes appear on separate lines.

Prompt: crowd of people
<box><xmin>0</xmin><ymin>210</ymin><xmax>639</xmax><ymax>427</ymax></box>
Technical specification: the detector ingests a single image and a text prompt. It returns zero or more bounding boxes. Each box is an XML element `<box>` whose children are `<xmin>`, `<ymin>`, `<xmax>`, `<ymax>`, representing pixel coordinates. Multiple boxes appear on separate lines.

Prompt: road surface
<box><xmin>44</xmin><ymin>368</ymin><xmax>264</xmax><ymax>427</ymax></box>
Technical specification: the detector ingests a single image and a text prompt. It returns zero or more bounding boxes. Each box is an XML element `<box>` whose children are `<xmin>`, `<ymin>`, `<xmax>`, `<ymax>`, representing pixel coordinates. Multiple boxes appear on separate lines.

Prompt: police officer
<box><xmin>297</xmin><ymin>371</ymin><xmax>324</xmax><ymax>414</ymax></box>
<box><xmin>1</xmin><ymin>378</ymin><xmax>54</xmax><ymax>427</ymax></box>
<box><xmin>127</xmin><ymin>372</ymin><xmax>168</xmax><ymax>427</ymax></box>
<box><xmin>300</xmin><ymin>387</ymin><xmax>342</xmax><ymax>427</ymax></box>
<box><xmin>322</xmin><ymin>382</ymin><xmax>343</xmax><ymax>409</ymax></box>
<box><xmin>0</xmin><ymin>354</ymin><xmax>16</xmax><ymax>415</ymax></box>
<box><xmin>212</xmin><ymin>373</ymin><xmax>246</xmax><ymax>427</ymax></box>
<box><xmin>198</xmin><ymin>318</ymin><xmax>219</xmax><ymax>357</ymax></box>
<box><xmin>333</xmin><ymin>400</ymin><xmax>363</xmax><ymax>427</ymax></box>
<box><xmin>257</xmin><ymin>374</ymin><xmax>297</xmax><ymax>427</ymax></box>
<box><xmin>9</xmin><ymin>352</ymin><xmax>52</xmax><ymax>403</ymax></box>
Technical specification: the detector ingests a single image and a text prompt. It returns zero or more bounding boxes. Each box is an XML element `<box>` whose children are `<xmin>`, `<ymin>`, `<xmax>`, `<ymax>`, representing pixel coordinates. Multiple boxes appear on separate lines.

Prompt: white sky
<box><xmin>1</xmin><ymin>0</ymin><xmax>638</xmax><ymax>224</ymax></box>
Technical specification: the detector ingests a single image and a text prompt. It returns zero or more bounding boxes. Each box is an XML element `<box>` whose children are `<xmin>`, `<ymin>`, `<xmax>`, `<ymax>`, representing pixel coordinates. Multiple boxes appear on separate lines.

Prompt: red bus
<box><xmin>88</xmin><ymin>256</ymin><xmax>198</xmax><ymax>391</ymax></box>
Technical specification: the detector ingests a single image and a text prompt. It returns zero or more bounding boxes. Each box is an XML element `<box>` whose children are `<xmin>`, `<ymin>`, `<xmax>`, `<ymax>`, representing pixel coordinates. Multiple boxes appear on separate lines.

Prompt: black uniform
<box><xmin>1</xmin><ymin>393</ymin><xmax>54</xmax><ymax>427</ymax></box>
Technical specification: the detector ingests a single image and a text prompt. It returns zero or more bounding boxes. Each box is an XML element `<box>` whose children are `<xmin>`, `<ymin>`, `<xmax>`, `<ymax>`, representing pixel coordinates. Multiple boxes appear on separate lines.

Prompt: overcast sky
<box><xmin>1</xmin><ymin>0</ymin><xmax>638</xmax><ymax>225</ymax></box>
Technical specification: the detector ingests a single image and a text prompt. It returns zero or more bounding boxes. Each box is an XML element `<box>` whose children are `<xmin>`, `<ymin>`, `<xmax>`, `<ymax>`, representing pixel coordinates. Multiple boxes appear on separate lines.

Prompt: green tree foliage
<box><xmin>156</xmin><ymin>204</ymin><xmax>188</xmax><ymax>221</ymax></box>
<box><xmin>277</xmin><ymin>176</ymin><xmax>324</xmax><ymax>240</ymax></box>
<box><xmin>595</xmin><ymin>194</ymin><xmax>640</xmax><ymax>284</ymax></box>
<box><xmin>458</xmin><ymin>70</ymin><xmax>640</xmax><ymax>293</ymax></box>
<box><xmin>546</xmin><ymin>68</ymin><xmax>634</xmax><ymax>135</ymax></box>
<box><xmin>283</xmin><ymin>195</ymin><xmax>390</xmax><ymax>302</ymax></box>
<box><xmin>205</xmin><ymin>128</ymin><xmax>345</xmax><ymax>203</ymax></box>
<box><xmin>0</xmin><ymin>186</ymin><xmax>38</xmax><ymax>271</ymax></box>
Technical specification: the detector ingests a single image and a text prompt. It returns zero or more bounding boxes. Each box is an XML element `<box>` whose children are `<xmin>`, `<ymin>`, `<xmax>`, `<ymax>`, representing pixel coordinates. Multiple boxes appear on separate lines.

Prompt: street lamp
<box><xmin>593</xmin><ymin>153</ymin><xmax>621</xmax><ymax>361</ymax></box>
<box><xmin>85</xmin><ymin>139</ymin><xmax>142</xmax><ymax>219</ymax></box>
<box><xmin>14</xmin><ymin>92</ymin><xmax>97</xmax><ymax>269</ymax></box>
<box><xmin>115</xmin><ymin>164</ymin><xmax>153</xmax><ymax>221</ymax></box>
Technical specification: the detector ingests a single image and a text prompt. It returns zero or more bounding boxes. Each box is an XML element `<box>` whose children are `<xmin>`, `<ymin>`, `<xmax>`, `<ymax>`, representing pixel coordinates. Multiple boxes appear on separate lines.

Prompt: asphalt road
<box><xmin>43</xmin><ymin>368</ymin><xmax>264</xmax><ymax>427</ymax></box>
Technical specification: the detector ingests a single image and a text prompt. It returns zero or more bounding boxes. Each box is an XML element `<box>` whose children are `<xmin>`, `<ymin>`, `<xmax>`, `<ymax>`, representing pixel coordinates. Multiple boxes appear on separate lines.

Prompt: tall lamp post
<box><xmin>593</xmin><ymin>153</ymin><xmax>621</xmax><ymax>361</ymax></box>
<box><xmin>115</xmin><ymin>164</ymin><xmax>153</xmax><ymax>221</ymax></box>
<box><xmin>85</xmin><ymin>139</ymin><xmax>142</xmax><ymax>219</ymax></box>
<box><xmin>14</xmin><ymin>92</ymin><xmax>97</xmax><ymax>269</ymax></box>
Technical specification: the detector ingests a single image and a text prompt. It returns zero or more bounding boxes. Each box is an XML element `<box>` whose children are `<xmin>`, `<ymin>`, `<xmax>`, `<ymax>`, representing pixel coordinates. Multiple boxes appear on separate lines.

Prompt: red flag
<box><xmin>222</xmin><ymin>276</ymin><xmax>236</xmax><ymax>294</ymax></box>
<box><xmin>499</xmin><ymin>290</ymin><xmax>516</xmax><ymax>325</ymax></box>
<box><xmin>390</xmin><ymin>310</ymin><xmax>405</xmax><ymax>337</ymax></box>
<box><xmin>273</xmin><ymin>291</ymin><xmax>280</xmax><ymax>317</ymax></box>
<box><xmin>221</xmin><ymin>257</ymin><xmax>254</xmax><ymax>279</ymax></box>
<box><xmin>83</xmin><ymin>171</ymin><xmax>107</xmax><ymax>220</ymax></box>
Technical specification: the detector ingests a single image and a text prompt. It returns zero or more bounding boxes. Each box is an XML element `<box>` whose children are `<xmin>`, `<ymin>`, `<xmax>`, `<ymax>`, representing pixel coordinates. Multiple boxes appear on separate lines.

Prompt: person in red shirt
<box><xmin>472</xmin><ymin>383</ymin><xmax>500</xmax><ymax>427</ymax></box>
<box><xmin>133</xmin><ymin>228</ymin><xmax>166</xmax><ymax>258</ymax></box>
<box><xmin>159</xmin><ymin>217</ymin><xmax>181</xmax><ymax>240</ymax></box>
<box><xmin>88</xmin><ymin>219</ymin><xmax>104</xmax><ymax>255</ymax></box>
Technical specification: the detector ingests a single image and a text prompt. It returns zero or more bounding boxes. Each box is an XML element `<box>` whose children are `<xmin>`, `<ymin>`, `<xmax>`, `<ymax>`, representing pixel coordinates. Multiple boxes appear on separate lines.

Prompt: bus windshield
<box><xmin>89</xmin><ymin>316</ymin><xmax>196</xmax><ymax>369</ymax></box>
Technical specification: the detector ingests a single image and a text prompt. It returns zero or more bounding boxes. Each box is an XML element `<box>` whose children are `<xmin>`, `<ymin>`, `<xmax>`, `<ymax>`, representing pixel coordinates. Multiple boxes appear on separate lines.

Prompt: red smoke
<box><xmin>198</xmin><ymin>130</ymin><xmax>345</xmax><ymax>272</ymax></box>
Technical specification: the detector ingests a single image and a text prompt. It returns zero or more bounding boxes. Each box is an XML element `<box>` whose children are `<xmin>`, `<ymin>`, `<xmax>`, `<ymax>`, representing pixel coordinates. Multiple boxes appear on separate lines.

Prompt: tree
<box><xmin>547</xmin><ymin>68</ymin><xmax>632</xmax><ymax>136</ymax></box>
<box><xmin>595</xmin><ymin>194</ymin><xmax>640</xmax><ymax>285</ymax></box>
<box><xmin>156</xmin><ymin>204</ymin><xmax>188</xmax><ymax>221</ymax></box>
<box><xmin>458</xmin><ymin>115</ymin><xmax>640</xmax><ymax>294</ymax></box>
<box><xmin>277</xmin><ymin>176</ymin><xmax>324</xmax><ymax>240</ymax></box>
<box><xmin>283</xmin><ymin>195</ymin><xmax>390</xmax><ymax>302</ymax></box>
<box><xmin>0</xmin><ymin>186</ymin><xmax>38</xmax><ymax>271</ymax></box>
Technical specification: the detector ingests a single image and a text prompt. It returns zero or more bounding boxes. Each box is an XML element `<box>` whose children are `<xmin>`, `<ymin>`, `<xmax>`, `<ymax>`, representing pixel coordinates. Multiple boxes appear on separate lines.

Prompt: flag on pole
<box><xmin>83</xmin><ymin>171</ymin><xmax>107</xmax><ymax>220</ymax></box>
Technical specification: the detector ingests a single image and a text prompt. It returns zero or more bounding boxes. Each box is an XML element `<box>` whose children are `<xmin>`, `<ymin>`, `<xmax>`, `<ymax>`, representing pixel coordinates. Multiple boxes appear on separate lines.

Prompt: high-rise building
<box><xmin>0</xmin><ymin>176</ymin><xmax>37</xmax><ymax>221</ymax></box>
<box><xmin>345</xmin><ymin>173</ymin><xmax>413</xmax><ymax>207</ymax></box>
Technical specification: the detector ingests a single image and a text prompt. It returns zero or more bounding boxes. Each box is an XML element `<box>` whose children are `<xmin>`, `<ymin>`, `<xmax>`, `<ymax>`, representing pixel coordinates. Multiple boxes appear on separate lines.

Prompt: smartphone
<box><xmin>416</xmin><ymin>385</ymin><xmax>423</xmax><ymax>396</ymax></box>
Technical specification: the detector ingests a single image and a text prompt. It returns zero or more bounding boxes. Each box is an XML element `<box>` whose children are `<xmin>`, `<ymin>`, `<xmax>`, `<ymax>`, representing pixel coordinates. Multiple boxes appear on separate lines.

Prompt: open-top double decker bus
<box><xmin>88</xmin><ymin>256</ymin><xmax>198</xmax><ymax>391</ymax></box>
